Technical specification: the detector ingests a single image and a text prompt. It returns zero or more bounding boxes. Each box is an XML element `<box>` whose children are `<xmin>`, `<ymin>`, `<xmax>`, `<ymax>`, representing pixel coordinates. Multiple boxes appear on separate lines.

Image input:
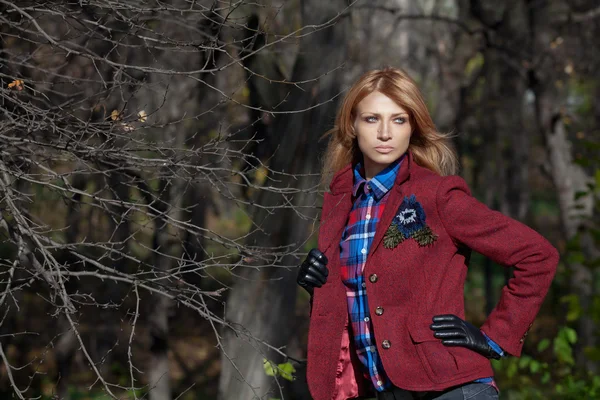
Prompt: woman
<box><xmin>296</xmin><ymin>67</ymin><xmax>559</xmax><ymax>400</ymax></box>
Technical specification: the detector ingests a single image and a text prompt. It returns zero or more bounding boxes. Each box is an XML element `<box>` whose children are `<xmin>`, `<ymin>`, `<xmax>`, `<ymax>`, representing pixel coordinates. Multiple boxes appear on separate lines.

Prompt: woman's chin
<box><xmin>367</xmin><ymin>152</ymin><xmax>403</xmax><ymax>165</ymax></box>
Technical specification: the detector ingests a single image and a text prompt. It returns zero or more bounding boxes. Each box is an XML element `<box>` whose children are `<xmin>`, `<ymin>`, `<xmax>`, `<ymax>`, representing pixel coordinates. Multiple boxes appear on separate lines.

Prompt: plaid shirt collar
<box><xmin>352</xmin><ymin>153</ymin><xmax>406</xmax><ymax>201</ymax></box>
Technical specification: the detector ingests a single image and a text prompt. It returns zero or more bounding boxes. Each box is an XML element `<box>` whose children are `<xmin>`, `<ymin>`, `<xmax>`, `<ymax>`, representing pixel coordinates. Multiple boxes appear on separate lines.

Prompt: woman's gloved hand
<box><xmin>430</xmin><ymin>314</ymin><xmax>501</xmax><ymax>359</ymax></box>
<box><xmin>296</xmin><ymin>248</ymin><xmax>328</xmax><ymax>296</ymax></box>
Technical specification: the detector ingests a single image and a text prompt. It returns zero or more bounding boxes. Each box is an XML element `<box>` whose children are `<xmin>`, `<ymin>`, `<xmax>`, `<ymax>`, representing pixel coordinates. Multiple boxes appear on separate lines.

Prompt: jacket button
<box><xmin>375</xmin><ymin>306</ymin><xmax>384</xmax><ymax>316</ymax></box>
<box><xmin>382</xmin><ymin>340</ymin><xmax>391</xmax><ymax>349</ymax></box>
<box><xmin>369</xmin><ymin>274</ymin><xmax>378</xmax><ymax>283</ymax></box>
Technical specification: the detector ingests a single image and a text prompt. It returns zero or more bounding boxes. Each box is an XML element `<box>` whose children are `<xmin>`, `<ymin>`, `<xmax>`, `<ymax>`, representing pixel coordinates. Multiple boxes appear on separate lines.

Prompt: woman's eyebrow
<box><xmin>359</xmin><ymin>112</ymin><xmax>409</xmax><ymax>116</ymax></box>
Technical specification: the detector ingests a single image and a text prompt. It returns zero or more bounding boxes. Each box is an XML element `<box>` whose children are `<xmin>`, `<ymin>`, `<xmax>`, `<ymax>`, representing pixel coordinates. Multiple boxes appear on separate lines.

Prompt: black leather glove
<box><xmin>296</xmin><ymin>248</ymin><xmax>328</xmax><ymax>296</ymax></box>
<box><xmin>430</xmin><ymin>314</ymin><xmax>501</xmax><ymax>359</ymax></box>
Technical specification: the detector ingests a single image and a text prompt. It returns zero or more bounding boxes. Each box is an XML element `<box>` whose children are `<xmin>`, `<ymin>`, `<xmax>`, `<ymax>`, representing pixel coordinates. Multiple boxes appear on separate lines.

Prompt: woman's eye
<box><xmin>365</xmin><ymin>116</ymin><xmax>377</xmax><ymax>123</ymax></box>
<box><xmin>394</xmin><ymin>118</ymin><xmax>406</xmax><ymax>124</ymax></box>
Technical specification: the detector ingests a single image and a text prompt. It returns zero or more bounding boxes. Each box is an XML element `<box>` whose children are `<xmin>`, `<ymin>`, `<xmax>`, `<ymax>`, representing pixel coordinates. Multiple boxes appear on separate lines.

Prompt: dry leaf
<box><xmin>122</xmin><ymin>123</ymin><xmax>135</xmax><ymax>132</ymax></box>
<box><xmin>8</xmin><ymin>79</ymin><xmax>24</xmax><ymax>91</ymax></box>
<box><xmin>137</xmin><ymin>110</ymin><xmax>147</xmax><ymax>122</ymax></box>
<box><xmin>110</xmin><ymin>109</ymin><xmax>121</xmax><ymax>121</ymax></box>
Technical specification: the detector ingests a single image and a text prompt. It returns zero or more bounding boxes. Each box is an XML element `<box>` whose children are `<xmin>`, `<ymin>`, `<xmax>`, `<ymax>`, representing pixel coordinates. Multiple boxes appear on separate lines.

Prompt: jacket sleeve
<box><xmin>436</xmin><ymin>175</ymin><xmax>560</xmax><ymax>356</ymax></box>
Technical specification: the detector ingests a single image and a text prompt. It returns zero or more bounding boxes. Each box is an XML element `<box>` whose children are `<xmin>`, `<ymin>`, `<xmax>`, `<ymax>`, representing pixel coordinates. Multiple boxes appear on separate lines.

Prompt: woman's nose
<box><xmin>378</xmin><ymin>123</ymin><xmax>391</xmax><ymax>140</ymax></box>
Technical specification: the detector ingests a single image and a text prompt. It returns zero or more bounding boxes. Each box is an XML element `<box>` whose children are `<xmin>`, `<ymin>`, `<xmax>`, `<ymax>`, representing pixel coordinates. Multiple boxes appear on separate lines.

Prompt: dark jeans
<box><xmin>375</xmin><ymin>382</ymin><xmax>499</xmax><ymax>400</ymax></box>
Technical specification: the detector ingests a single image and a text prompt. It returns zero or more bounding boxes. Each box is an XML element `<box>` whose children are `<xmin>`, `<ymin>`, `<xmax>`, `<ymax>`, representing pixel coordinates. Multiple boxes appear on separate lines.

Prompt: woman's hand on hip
<box><xmin>430</xmin><ymin>314</ymin><xmax>501</xmax><ymax>359</ymax></box>
<box><xmin>296</xmin><ymin>248</ymin><xmax>328</xmax><ymax>296</ymax></box>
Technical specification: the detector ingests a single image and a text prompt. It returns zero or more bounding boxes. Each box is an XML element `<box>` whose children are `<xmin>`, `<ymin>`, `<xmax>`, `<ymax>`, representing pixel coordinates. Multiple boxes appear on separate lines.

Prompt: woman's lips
<box><xmin>375</xmin><ymin>146</ymin><xmax>394</xmax><ymax>154</ymax></box>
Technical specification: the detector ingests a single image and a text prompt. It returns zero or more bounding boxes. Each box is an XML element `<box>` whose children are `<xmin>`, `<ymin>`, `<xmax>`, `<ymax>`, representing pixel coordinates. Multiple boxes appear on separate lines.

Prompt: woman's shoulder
<box><xmin>327</xmin><ymin>163</ymin><xmax>353</xmax><ymax>194</ymax></box>
<box><xmin>410</xmin><ymin>164</ymin><xmax>472</xmax><ymax>199</ymax></box>
<box><xmin>410</xmin><ymin>162</ymin><xmax>463</xmax><ymax>185</ymax></box>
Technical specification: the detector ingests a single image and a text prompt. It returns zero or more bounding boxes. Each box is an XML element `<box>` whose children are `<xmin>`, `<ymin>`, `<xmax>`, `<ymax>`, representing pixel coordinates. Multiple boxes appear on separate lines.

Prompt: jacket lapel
<box><xmin>317</xmin><ymin>150</ymin><xmax>413</xmax><ymax>264</ymax></box>
<box><xmin>317</xmin><ymin>192</ymin><xmax>352</xmax><ymax>255</ymax></box>
<box><xmin>318</xmin><ymin>164</ymin><xmax>354</xmax><ymax>257</ymax></box>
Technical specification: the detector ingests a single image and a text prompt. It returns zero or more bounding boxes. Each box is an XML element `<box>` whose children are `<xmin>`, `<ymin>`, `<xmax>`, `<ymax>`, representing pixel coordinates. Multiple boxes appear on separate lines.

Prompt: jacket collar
<box><xmin>329</xmin><ymin>150</ymin><xmax>413</xmax><ymax>195</ymax></box>
<box><xmin>319</xmin><ymin>149</ymin><xmax>415</xmax><ymax>263</ymax></box>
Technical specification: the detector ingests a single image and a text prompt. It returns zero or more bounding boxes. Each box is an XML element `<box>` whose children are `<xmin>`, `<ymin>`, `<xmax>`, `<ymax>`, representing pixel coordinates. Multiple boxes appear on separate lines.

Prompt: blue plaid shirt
<box><xmin>339</xmin><ymin>154</ymin><xmax>503</xmax><ymax>392</ymax></box>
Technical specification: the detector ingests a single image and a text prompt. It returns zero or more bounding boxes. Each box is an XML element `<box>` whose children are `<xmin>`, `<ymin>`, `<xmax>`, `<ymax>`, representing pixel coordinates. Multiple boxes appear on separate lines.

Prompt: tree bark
<box><xmin>464</xmin><ymin>0</ymin><xmax>531</xmax><ymax>309</ymax></box>
<box><xmin>541</xmin><ymin>110</ymin><xmax>596</xmax><ymax>370</ymax></box>
<box><xmin>218</xmin><ymin>2</ymin><xmax>349</xmax><ymax>399</ymax></box>
<box><xmin>529</xmin><ymin>0</ymin><xmax>598</xmax><ymax>372</ymax></box>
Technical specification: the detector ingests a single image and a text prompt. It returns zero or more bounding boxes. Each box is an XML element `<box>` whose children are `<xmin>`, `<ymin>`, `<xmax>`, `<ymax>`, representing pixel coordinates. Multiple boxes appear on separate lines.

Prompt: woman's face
<box><xmin>353</xmin><ymin>91</ymin><xmax>412</xmax><ymax>179</ymax></box>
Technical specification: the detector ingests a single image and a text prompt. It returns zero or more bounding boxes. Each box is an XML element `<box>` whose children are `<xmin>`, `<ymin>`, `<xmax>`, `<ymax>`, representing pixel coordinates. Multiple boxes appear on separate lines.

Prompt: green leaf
<box><xmin>465</xmin><ymin>52</ymin><xmax>484</xmax><ymax>78</ymax></box>
<box><xmin>518</xmin><ymin>356</ymin><xmax>531</xmax><ymax>369</ymax></box>
<box><xmin>564</xmin><ymin>327</ymin><xmax>578</xmax><ymax>344</ymax></box>
<box><xmin>506</xmin><ymin>360</ymin><xmax>518</xmax><ymax>378</ymax></box>
<box><xmin>560</xmin><ymin>295</ymin><xmax>582</xmax><ymax>322</ymax></box>
<box><xmin>530</xmin><ymin>360</ymin><xmax>541</xmax><ymax>373</ymax></box>
<box><xmin>277</xmin><ymin>362</ymin><xmax>296</xmax><ymax>381</ymax></box>
<box><xmin>263</xmin><ymin>358</ymin><xmax>277</xmax><ymax>377</ymax></box>
<box><xmin>554</xmin><ymin>335</ymin><xmax>575</xmax><ymax>365</ymax></box>
<box><xmin>537</xmin><ymin>338</ymin><xmax>550</xmax><ymax>352</ymax></box>
<box><xmin>541</xmin><ymin>371</ymin><xmax>551</xmax><ymax>384</ymax></box>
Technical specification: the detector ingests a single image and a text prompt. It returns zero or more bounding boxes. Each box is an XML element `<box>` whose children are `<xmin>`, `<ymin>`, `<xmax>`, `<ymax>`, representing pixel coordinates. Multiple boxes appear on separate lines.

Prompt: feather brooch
<box><xmin>383</xmin><ymin>194</ymin><xmax>438</xmax><ymax>249</ymax></box>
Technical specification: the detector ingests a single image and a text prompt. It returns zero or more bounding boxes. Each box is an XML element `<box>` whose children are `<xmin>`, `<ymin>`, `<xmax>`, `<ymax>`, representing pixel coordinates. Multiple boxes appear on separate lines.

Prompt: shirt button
<box><xmin>382</xmin><ymin>340</ymin><xmax>391</xmax><ymax>349</ymax></box>
<box><xmin>369</xmin><ymin>274</ymin><xmax>378</xmax><ymax>283</ymax></box>
<box><xmin>375</xmin><ymin>306</ymin><xmax>384</xmax><ymax>316</ymax></box>
<box><xmin>361</xmin><ymin>282</ymin><xmax>366</xmax><ymax>288</ymax></box>
<box><xmin>377</xmin><ymin>380</ymin><xmax>383</xmax><ymax>386</ymax></box>
<box><xmin>361</xmin><ymin>248</ymin><xmax>367</xmax><ymax>254</ymax></box>
<box><xmin>366</xmin><ymin>214</ymin><xmax>371</xmax><ymax>219</ymax></box>
<box><xmin>364</xmin><ymin>317</ymin><xmax>370</xmax><ymax>322</ymax></box>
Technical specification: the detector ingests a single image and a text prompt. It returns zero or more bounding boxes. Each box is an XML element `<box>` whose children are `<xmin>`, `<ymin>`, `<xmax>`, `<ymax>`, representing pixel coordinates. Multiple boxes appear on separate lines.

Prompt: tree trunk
<box><xmin>541</xmin><ymin>110</ymin><xmax>595</xmax><ymax>370</ymax></box>
<box><xmin>218</xmin><ymin>2</ymin><xmax>349</xmax><ymax>399</ymax></box>
<box><xmin>529</xmin><ymin>1</ymin><xmax>598</xmax><ymax>372</ymax></box>
<box><xmin>466</xmin><ymin>0</ymin><xmax>531</xmax><ymax>308</ymax></box>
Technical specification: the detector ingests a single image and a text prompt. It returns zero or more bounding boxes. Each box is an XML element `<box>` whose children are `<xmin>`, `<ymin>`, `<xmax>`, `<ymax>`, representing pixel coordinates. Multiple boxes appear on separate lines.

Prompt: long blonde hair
<box><xmin>321</xmin><ymin>67</ymin><xmax>458</xmax><ymax>186</ymax></box>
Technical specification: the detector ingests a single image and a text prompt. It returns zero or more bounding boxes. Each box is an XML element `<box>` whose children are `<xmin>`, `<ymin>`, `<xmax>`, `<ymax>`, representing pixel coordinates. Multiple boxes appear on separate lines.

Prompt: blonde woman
<box><xmin>296</xmin><ymin>67</ymin><xmax>559</xmax><ymax>400</ymax></box>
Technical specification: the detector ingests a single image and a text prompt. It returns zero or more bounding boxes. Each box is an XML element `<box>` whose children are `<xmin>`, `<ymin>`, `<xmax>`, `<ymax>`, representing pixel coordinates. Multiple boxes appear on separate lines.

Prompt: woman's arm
<box><xmin>436</xmin><ymin>175</ymin><xmax>560</xmax><ymax>356</ymax></box>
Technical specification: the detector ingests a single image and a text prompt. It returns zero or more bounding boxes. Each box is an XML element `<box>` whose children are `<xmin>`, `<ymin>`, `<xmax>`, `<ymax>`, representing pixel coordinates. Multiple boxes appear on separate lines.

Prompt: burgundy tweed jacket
<box><xmin>306</xmin><ymin>151</ymin><xmax>559</xmax><ymax>400</ymax></box>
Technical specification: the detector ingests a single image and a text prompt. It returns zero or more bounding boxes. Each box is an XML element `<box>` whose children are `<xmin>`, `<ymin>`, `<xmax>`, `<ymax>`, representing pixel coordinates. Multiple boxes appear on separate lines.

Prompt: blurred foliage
<box><xmin>493</xmin><ymin>326</ymin><xmax>600</xmax><ymax>399</ymax></box>
<box><xmin>493</xmin><ymin>124</ymin><xmax>600</xmax><ymax>397</ymax></box>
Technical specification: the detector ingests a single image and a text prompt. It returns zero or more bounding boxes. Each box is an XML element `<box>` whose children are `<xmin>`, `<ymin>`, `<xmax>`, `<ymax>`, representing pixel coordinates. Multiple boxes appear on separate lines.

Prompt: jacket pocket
<box><xmin>408</xmin><ymin>322</ymin><xmax>459</xmax><ymax>384</ymax></box>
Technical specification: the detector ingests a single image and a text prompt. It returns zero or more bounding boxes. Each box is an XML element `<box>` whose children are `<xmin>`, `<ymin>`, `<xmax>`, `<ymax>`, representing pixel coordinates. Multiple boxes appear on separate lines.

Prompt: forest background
<box><xmin>0</xmin><ymin>0</ymin><xmax>599</xmax><ymax>399</ymax></box>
